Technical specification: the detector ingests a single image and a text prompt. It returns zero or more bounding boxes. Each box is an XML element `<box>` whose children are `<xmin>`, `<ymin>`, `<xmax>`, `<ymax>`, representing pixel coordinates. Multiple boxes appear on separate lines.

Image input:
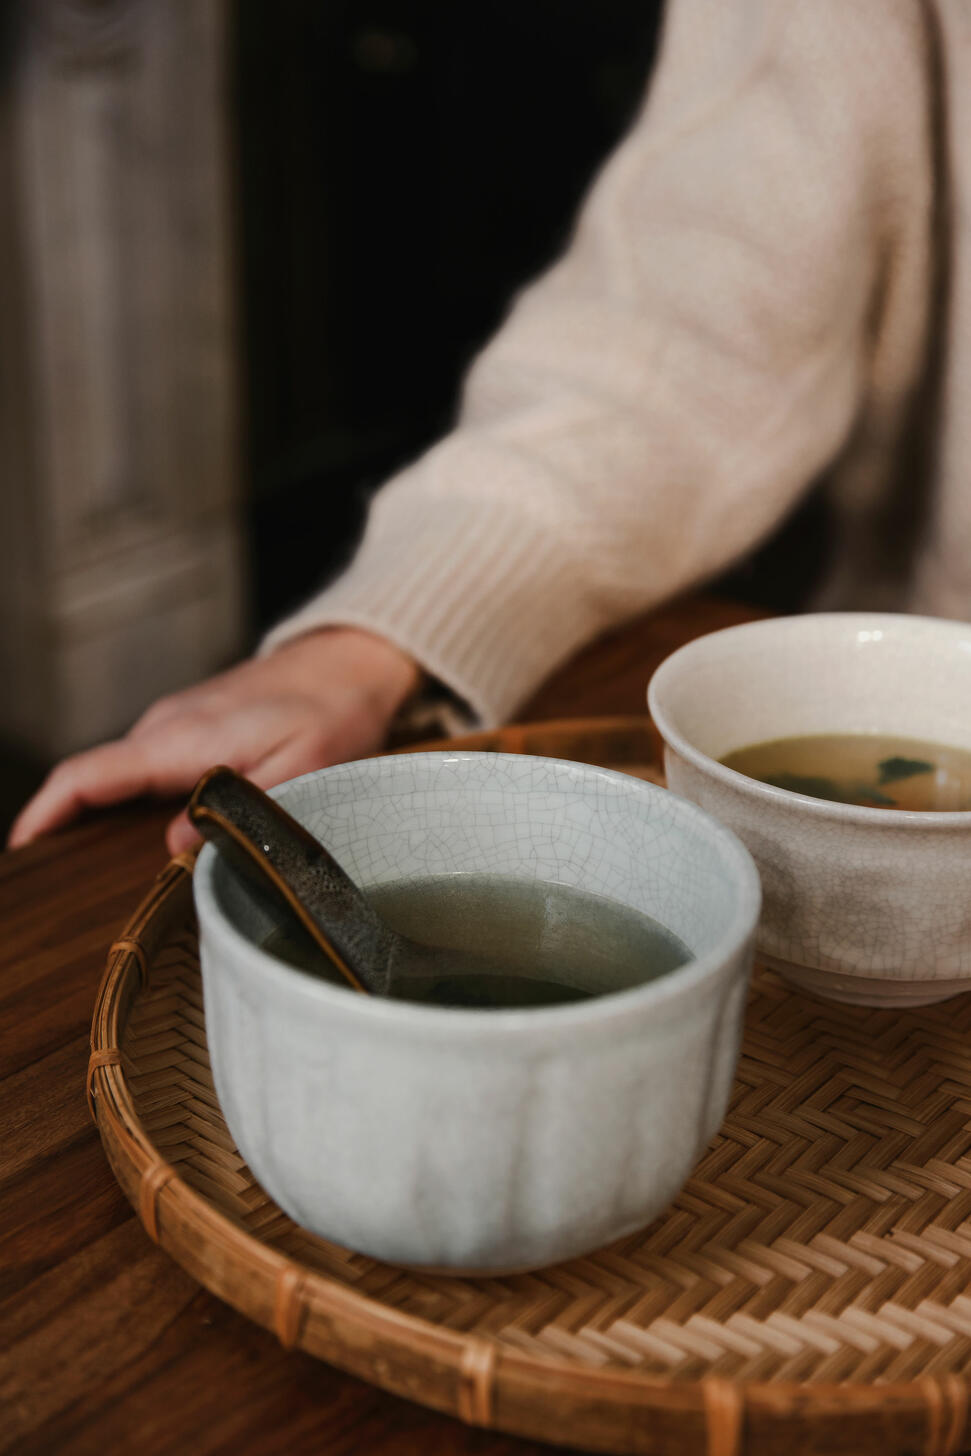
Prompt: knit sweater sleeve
<box><xmin>262</xmin><ymin>0</ymin><xmax>933</xmax><ymax>726</ymax></box>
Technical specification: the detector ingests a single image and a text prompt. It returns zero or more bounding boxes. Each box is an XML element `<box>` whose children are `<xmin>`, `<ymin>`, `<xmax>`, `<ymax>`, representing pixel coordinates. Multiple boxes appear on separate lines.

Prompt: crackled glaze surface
<box><xmin>649</xmin><ymin>613</ymin><xmax>971</xmax><ymax>1006</ymax></box>
<box><xmin>193</xmin><ymin>753</ymin><xmax>759</xmax><ymax>1271</ymax></box>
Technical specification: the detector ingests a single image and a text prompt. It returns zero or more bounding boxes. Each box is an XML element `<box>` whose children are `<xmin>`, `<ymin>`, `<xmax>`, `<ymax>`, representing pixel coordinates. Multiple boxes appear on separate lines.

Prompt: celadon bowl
<box><xmin>649</xmin><ymin>612</ymin><xmax>971</xmax><ymax>1008</ymax></box>
<box><xmin>193</xmin><ymin>752</ymin><xmax>760</xmax><ymax>1273</ymax></box>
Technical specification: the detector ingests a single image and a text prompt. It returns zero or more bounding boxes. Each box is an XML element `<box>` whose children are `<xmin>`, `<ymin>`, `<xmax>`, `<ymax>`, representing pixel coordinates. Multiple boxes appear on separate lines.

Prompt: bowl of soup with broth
<box><xmin>193</xmin><ymin>752</ymin><xmax>760</xmax><ymax>1271</ymax></box>
<box><xmin>648</xmin><ymin>613</ymin><xmax>971</xmax><ymax>1007</ymax></box>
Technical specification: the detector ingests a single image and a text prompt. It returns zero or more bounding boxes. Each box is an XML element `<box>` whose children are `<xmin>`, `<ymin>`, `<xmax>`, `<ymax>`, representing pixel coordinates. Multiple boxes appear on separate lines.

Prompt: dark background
<box><xmin>1</xmin><ymin>0</ymin><xmax>829</xmax><ymax>836</ymax></box>
<box><xmin>237</xmin><ymin>0</ymin><xmax>829</xmax><ymax>641</ymax></box>
<box><xmin>239</xmin><ymin>0</ymin><xmax>667</xmax><ymax>633</ymax></box>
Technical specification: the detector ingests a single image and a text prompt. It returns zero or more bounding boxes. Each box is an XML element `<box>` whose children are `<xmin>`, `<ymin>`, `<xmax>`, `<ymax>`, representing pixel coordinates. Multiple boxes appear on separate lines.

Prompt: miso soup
<box><xmin>721</xmin><ymin>733</ymin><xmax>971</xmax><ymax>811</ymax></box>
<box><xmin>262</xmin><ymin>873</ymin><xmax>693</xmax><ymax>1009</ymax></box>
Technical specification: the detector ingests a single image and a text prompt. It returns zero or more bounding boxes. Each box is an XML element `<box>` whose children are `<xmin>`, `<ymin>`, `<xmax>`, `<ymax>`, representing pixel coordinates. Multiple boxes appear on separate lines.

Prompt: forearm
<box><xmin>265</xmin><ymin>0</ymin><xmax>933</xmax><ymax>726</ymax></box>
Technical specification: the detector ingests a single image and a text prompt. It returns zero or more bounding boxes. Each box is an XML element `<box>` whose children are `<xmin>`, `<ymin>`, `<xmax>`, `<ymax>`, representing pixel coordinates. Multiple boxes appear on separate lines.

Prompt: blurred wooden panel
<box><xmin>0</xmin><ymin>0</ymin><xmax>243</xmax><ymax>756</ymax></box>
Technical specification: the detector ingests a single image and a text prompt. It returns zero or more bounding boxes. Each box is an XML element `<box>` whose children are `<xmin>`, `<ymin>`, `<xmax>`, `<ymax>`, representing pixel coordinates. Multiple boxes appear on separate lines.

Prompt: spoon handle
<box><xmin>188</xmin><ymin>766</ymin><xmax>398</xmax><ymax>996</ymax></box>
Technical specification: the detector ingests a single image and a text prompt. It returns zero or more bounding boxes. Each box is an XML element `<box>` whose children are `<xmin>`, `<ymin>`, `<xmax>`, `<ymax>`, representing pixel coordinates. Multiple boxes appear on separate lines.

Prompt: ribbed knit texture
<box><xmin>264</xmin><ymin>0</ymin><xmax>960</xmax><ymax>727</ymax></box>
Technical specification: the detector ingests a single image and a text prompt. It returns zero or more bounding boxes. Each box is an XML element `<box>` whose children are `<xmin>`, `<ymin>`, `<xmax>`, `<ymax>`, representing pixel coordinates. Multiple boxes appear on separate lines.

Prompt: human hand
<box><xmin>7</xmin><ymin>627</ymin><xmax>421</xmax><ymax>856</ymax></box>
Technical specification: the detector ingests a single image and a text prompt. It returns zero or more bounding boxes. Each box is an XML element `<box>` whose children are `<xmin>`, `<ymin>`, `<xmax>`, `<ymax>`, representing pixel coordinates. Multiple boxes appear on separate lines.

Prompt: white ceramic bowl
<box><xmin>193</xmin><ymin>752</ymin><xmax>759</xmax><ymax>1272</ymax></box>
<box><xmin>649</xmin><ymin>613</ymin><xmax>971</xmax><ymax>1008</ymax></box>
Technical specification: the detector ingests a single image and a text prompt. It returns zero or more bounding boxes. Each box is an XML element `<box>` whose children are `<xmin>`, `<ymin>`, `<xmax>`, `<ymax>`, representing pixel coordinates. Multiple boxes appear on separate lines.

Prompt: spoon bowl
<box><xmin>188</xmin><ymin>765</ymin><xmax>525</xmax><ymax>1000</ymax></box>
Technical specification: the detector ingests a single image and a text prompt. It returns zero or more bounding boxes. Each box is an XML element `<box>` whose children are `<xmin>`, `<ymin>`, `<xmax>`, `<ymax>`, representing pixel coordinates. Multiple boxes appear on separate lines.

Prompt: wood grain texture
<box><xmin>517</xmin><ymin>595</ymin><xmax>765</xmax><ymax>723</ymax></box>
<box><xmin>1</xmin><ymin>597</ymin><xmax>765</xmax><ymax>1456</ymax></box>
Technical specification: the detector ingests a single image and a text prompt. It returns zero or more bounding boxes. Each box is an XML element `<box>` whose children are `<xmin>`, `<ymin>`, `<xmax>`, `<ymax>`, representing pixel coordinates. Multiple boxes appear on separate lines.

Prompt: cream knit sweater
<box><xmin>265</xmin><ymin>0</ymin><xmax>969</xmax><ymax>728</ymax></box>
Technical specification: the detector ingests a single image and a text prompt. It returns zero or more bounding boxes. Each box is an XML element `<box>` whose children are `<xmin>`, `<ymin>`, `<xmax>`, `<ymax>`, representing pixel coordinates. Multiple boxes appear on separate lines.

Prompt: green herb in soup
<box><xmin>262</xmin><ymin>874</ymin><xmax>692</xmax><ymax>1009</ymax></box>
<box><xmin>721</xmin><ymin>733</ymin><xmax>971</xmax><ymax>811</ymax></box>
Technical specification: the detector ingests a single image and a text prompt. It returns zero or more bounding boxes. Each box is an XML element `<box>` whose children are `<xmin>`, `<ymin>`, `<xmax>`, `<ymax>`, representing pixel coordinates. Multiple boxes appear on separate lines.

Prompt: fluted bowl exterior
<box><xmin>193</xmin><ymin>752</ymin><xmax>759</xmax><ymax>1271</ymax></box>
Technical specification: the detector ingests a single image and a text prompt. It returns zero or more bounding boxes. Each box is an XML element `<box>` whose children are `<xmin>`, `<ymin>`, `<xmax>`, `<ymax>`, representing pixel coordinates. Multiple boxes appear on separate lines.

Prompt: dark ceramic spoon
<box><xmin>188</xmin><ymin>765</ymin><xmax>480</xmax><ymax>998</ymax></box>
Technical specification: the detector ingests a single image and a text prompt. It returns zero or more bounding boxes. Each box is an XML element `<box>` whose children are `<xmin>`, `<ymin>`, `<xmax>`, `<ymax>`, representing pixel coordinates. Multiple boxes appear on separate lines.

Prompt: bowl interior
<box><xmin>648</xmin><ymin>614</ymin><xmax>971</xmax><ymax>762</ymax></box>
<box><xmin>208</xmin><ymin>752</ymin><xmax>758</xmax><ymax>972</ymax></box>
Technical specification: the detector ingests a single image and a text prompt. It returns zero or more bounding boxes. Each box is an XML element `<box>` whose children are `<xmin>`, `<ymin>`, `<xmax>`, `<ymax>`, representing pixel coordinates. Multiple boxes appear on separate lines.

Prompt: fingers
<box><xmin>162</xmin><ymin>739</ymin><xmax>318</xmax><ymax>859</ymax></box>
<box><xmin>165</xmin><ymin>810</ymin><xmax>198</xmax><ymax>857</ymax></box>
<box><xmin>245</xmin><ymin>736</ymin><xmax>344</xmax><ymax>793</ymax></box>
<box><xmin>161</xmin><ymin>740</ymin><xmax>321</xmax><ymax>860</ymax></box>
<box><xmin>245</xmin><ymin>750</ymin><xmax>309</xmax><ymax>792</ymax></box>
<box><xmin>8</xmin><ymin>742</ymin><xmax>141</xmax><ymax>848</ymax></box>
<box><xmin>8</xmin><ymin>733</ymin><xmax>210</xmax><ymax>849</ymax></box>
<box><xmin>5</xmin><ymin>658</ymin><xmax>393</xmax><ymax>852</ymax></box>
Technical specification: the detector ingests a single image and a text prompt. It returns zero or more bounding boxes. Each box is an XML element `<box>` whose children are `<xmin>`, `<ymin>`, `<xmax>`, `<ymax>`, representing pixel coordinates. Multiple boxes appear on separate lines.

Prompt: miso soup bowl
<box><xmin>649</xmin><ymin>612</ymin><xmax>971</xmax><ymax>1008</ymax></box>
<box><xmin>193</xmin><ymin>752</ymin><xmax>759</xmax><ymax>1273</ymax></box>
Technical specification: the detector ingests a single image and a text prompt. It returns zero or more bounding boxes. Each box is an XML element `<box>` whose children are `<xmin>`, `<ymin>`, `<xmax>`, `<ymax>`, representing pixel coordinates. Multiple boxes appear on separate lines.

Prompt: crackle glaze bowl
<box><xmin>193</xmin><ymin>751</ymin><xmax>760</xmax><ymax>1273</ymax></box>
<box><xmin>648</xmin><ymin>612</ymin><xmax>971</xmax><ymax>1008</ymax></box>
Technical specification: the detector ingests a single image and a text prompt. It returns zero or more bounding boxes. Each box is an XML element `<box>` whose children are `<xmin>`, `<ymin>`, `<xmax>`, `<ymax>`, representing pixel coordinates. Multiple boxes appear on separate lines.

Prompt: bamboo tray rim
<box><xmin>87</xmin><ymin>716</ymin><xmax>971</xmax><ymax>1456</ymax></box>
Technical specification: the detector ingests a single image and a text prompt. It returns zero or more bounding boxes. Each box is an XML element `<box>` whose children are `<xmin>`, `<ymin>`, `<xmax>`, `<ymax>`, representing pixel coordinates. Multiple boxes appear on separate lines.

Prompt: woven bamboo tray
<box><xmin>89</xmin><ymin>716</ymin><xmax>971</xmax><ymax>1456</ymax></box>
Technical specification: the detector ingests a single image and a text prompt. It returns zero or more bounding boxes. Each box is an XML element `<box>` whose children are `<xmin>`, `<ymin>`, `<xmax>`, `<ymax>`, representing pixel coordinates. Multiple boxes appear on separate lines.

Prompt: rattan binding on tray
<box><xmin>88</xmin><ymin>716</ymin><xmax>971</xmax><ymax>1456</ymax></box>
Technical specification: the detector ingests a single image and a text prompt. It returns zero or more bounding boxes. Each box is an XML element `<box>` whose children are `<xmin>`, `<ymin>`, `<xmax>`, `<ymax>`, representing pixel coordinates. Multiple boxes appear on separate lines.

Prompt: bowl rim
<box><xmin>192</xmin><ymin>750</ymin><xmax>761</xmax><ymax>1039</ymax></box>
<box><xmin>647</xmin><ymin>611</ymin><xmax>971</xmax><ymax>829</ymax></box>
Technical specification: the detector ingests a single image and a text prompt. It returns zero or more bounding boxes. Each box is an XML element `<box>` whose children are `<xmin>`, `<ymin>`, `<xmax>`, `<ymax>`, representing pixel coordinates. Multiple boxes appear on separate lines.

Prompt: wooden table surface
<box><xmin>0</xmin><ymin>594</ymin><xmax>761</xmax><ymax>1456</ymax></box>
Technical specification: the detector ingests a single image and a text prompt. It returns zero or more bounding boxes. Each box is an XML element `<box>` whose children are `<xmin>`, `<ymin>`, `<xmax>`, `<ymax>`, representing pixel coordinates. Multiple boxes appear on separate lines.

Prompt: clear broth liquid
<box><xmin>721</xmin><ymin>732</ymin><xmax>971</xmax><ymax>811</ymax></box>
<box><xmin>262</xmin><ymin>873</ymin><xmax>692</xmax><ymax>1009</ymax></box>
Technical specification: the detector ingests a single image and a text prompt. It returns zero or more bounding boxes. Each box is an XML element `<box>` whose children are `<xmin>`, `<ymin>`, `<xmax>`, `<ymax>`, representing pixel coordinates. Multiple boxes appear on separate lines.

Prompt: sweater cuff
<box><xmin>258</xmin><ymin>443</ymin><xmax>607</xmax><ymax>727</ymax></box>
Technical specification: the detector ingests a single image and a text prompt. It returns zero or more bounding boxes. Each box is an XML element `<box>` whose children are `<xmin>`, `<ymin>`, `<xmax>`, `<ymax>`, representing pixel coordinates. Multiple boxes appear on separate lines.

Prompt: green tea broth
<box><xmin>721</xmin><ymin>732</ymin><xmax>971</xmax><ymax>811</ymax></box>
<box><xmin>261</xmin><ymin>873</ymin><xmax>692</xmax><ymax>1010</ymax></box>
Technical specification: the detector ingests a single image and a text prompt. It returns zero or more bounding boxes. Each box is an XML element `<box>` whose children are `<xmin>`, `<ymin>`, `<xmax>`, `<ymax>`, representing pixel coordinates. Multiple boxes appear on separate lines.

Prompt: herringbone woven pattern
<box><xmin>90</xmin><ymin>721</ymin><xmax>971</xmax><ymax>1453</ymax></box>
<box><xmin>124</xmin><ymin>925</ymin><xmax>971</xmax><ymax>1386</ymax></box>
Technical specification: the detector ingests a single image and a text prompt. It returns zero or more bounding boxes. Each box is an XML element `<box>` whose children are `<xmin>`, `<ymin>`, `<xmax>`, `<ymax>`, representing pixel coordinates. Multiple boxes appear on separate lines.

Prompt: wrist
<box><xmin>272</xmin><ymin>626</ymin><xmax>423</xmax><ymax>718</ymax></box>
